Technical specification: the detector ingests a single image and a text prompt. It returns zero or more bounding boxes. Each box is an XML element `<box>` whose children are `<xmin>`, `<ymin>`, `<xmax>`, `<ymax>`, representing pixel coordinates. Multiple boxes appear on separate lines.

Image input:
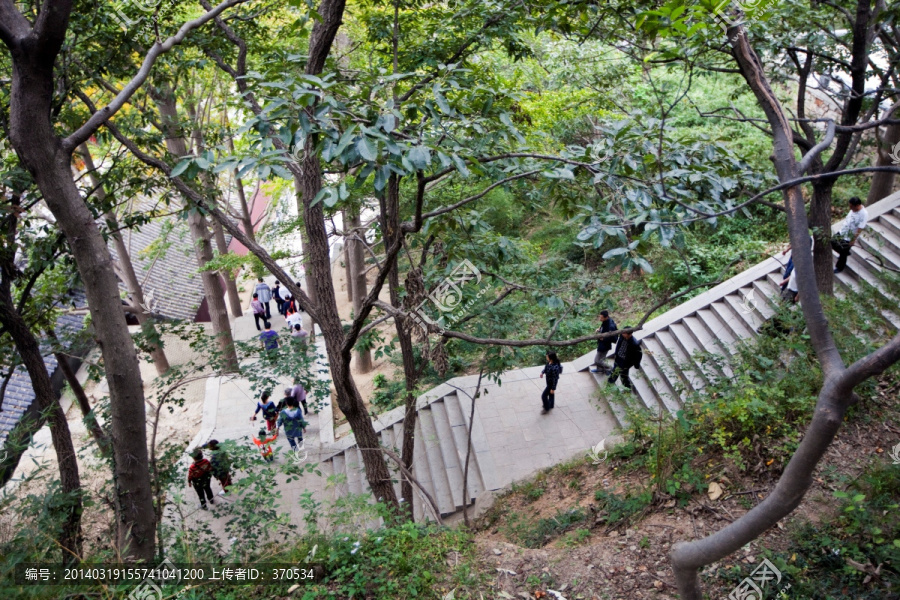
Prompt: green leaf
<box><xmin>170</xmin><ymin>159</ymin><xmax>192</xmax><ymax>178</ymax></box>
<box><xmin>357</xmin><ymin>137</ymin><xmax>377</xmax><ymax>162</ymax></box>
<box><xmin>408</xmin><ymin>146</ymin><xmax>431</xmax><ymax>170</ymax></box>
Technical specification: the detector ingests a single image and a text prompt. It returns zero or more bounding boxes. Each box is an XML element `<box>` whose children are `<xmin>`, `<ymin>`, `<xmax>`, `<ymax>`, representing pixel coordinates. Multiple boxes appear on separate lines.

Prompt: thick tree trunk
<box><xmin>0</xmin><ymin>283</ymin><xmax>83</xmax><ymax>562</ymax></box>
<box><xmin>152</xmin><ymin>90</ymin><xmax>239</xmax><ymax>371</ymax></box>
<box><xmin>79</xmin><ymin>145</ymin><xmax>171</xmax><ymax>375</ymax></box>
<box><xmin>810</xmin><ymin>182</ymin><xmax>835</xmax><ymax>296</ymax></box>
<box><xmin>7</xmin><ymin>47</ymin><xmax>157</xmax><ymax>558</ymax></box>
<box><xmin>867</xmin><ymin>123</ymin><xmax>900</xmax><ymax>205</ymax></box>
<box><xmin>668</xmin><ymin>22</ymin><xmax>897</xmax><ymax>600</ymax></box>
<box><xmin>299</xmin><ymin>147</ymin><xmax>398</xmax><ymax>508</ymax></box>
<box><xmin>212</xmin><ymin>218</ymin><xmax>244</xmax><ymax>317</ymax></box>
<box><xmin>347</xmin><ymin>208</ymin><xmax>373</xmax><ymax>373</ymax></box>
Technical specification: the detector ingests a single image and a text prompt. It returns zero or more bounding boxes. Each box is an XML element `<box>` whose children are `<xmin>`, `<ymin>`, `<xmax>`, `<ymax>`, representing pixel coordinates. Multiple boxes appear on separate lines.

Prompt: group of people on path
<box><xmin>251</xmin><ymin>381</ymin><xmax>310</xmax><ymax>457</ymax></box>
<box><xmin>537</xmin><ymin>309</ymin><xmax>644</xmax><ymax>414</ymax></box>
<box><xmin>250</xmin><ymin>278</ymin><xmax>309</xmax><ymax>351</ymax></box>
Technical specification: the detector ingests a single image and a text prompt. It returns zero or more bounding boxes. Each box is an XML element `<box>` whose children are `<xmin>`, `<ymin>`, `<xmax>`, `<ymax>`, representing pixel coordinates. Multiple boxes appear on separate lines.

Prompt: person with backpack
<box><xmin>607</xmin><ymin>328</ymin><xmax>643</xmax><ymax>392</ymax></box>
<box><xmin>277</xmin><ymin>396</ymin><xmax>308</xmax><ymax>452</ymax></box>
<box><xmin>204</xmin><ymin>439</ymin><xmax>232</xmax><ymax>495</ymax></box>
<box><xmin>252</xmin><ymin>390</ymin><xmax>279</xmax><ymax>433</ymax></box>
<box><xmin>539</xmin><ymin>351</ymin><xmax>563</xmax><ymax>414</ymax></box>
<box><xmin>250</xmin><ymin>293</ymin><xmax>266</xmax><ymax>331</ymax></box>
<box><xmin>186</xmin><ymin>450</ymin><xmax>215</xmax><ymax>510</ymax></box>
<box><xmin>254</xmin><ymin>278</ymin><xmax>273</xmax><ymax>318</ymax></box>
<box><xmin>591</xmin><ymin>310</ymin><xmax>618</xmax><ymax>374</ymax></box>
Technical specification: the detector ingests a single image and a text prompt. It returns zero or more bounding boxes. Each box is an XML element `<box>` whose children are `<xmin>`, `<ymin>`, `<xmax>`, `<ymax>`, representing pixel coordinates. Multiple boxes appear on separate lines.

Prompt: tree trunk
<box><xmin>867</xmin><ymin>123</ymin><xmax>900</xmax><ymax>205</ymax></box>
<box><xmin>810</xmin><ymin>182</ymin><xmax>835</xmax><ymax>296</ymax></box>
<box><xmin>212</xmin><ymin>217</ymin><xmax>244</xmax><ymax>317</ymax></box>
<box><xmin>385</xmin><ymin>175</ymin><xmax>418</xmax><ymax>520</ymax></box>
<box><xmin>7</xmin><ymin>47</ymin><xmax>157</xmax><ymax>558</ymax></box>
<box><xmin>299</xmin><ymin>146</ymin><xmax>398</xmax><ymax>508</ymax></box>
<box><xmin>668</xmin><ymin>22</ymin><xmax>900</xmax><ymax>600</ymax></box>
<box><xmin>152</xmin><ymin>89</ymin><xmax>239</xmax><ymax>371</ymax></box>
<box><xmin>0</xmin><ymin>281</ymin><xmax>83</xmax><ymax>563</ymax></box>
<box><xmin>46</xmin><ymin>327</ymin><xmax>109</xmax><ymax>453</ymax></box>
<box><xmin>347</xmin><ymin>208</ymin><xmax>373</xmax><ymax>373</ymax></box>
<box><xmin>342</xmin><ymin>210</ymin><xmax>353</xmax><ymax>303</ymax></box>
<box><xmin>79</xmin><ymin>145</ymin><xmax>171</xmax><ymax>375</ymax></box>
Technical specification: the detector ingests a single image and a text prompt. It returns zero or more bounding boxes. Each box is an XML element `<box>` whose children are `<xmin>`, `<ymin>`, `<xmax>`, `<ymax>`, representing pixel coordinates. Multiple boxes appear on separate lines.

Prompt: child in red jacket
<box><xmin>253</xmin><ymin>427</ymin><xmax>278</xmax><ymax>463</ymax></box>
<box><xmin>187</xmin><ymin>450</ymin><xmax>215</xmax><ymax>509</ymax></box>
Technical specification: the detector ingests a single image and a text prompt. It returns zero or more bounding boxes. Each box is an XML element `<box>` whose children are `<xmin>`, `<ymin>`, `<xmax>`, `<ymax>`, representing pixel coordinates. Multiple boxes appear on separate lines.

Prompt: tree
<box><xmin>0</xmin><ymin>0</ymin><xmax>247</xmax><ymax>561</ymax></box>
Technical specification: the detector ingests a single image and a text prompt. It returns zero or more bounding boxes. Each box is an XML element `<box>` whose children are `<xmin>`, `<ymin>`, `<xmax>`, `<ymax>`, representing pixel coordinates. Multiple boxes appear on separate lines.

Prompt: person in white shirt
<box><xmin>286</xmin><ymin>310</ymin><xmax>303</xmax><ymax>329</ymax></box>
<box><xmin>831</xmin><ymin>197</ymin><xmax>868</xmax><ymax>274</ymax></box>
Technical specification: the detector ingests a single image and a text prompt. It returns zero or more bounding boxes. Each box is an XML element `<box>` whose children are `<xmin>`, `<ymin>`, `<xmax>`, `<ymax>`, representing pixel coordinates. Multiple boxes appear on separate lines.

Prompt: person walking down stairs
<box><xmin>204</xmin><ymin>439</ymin><xmax>232</xmax><ymax>496</ymax></box>
<box><xmin>539</xmin><ymin>351</ymin><xmax>563</xmax><ymax>415</ymax></box>
<box><xmin>591</xmin><ymin>310</ymin><xmax>618</xmax><ymax>374</ymax></box>
<box><xmin>254</xmin><ymin>278</ymin><xmax>273</xmax><ymax>318</ymax></box>
<box><xmin>607</xmin><ymin>329</ymin><xmax>643</xmax><ymax>392</ymax></box>
<box><xmin>831</xmin><ymin>196</ymin><xmax>868</xmax><ymax>274</ymax></box>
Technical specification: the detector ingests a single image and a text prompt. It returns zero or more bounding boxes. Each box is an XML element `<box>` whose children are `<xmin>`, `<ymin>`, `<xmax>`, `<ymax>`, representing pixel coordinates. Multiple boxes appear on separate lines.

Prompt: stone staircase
<box><xmin>316</xmin><ymin>192</ymin><xmax>900</xmax><ymax>523</ymax></box>
<box><xmin>319</xmin><ymin>390</ymin><xmax>500</xmax><ymax>521</ymax></box>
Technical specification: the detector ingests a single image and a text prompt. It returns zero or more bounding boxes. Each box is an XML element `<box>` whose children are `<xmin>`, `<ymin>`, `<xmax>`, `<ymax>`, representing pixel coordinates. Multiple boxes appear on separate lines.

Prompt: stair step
<box><xmin>695</xmin><ymin>307</ymin><xmax>739</xmax><ymax>354</ymax></box>
<box><xmin>589</xmin><ymin>371</ymin><xmax>629</xmax><ymax>427</ymax></box>
<box><xmin>723</xmin><ymin>292</ymin><xmax>765</xmax><ymax>334</ymax></box>
<box><xmin>878</xmin><ymin>212</ymin><xmax>900</xmax><ymax>239</ymax></box>
<box><xmin>411</xmin><ymin>418</ymin><xmax>431</xmax><ymax>521</ymax></box>
<box><xmin>456</xmin><ymin>393</ymin><xmax>500</xmax><ymax>491</ymax></box>
<box><xmin>656</xmin><ymin>326</ymin><xmax>706</xmax><ymax>394</ymax></box>
<box><xmin>331</xmin><ymin>453</ymin><xmax>347</xmax><ymax>494</ymax></box>
<box><xmin>834</xmin><ymin>268</ymin><xmax>900</xmax><ymax>330</ymax></box>
<box><xmin>416</xmin><ymin>410</ymin><xmax>455</xmax><ymax>515</ymax></box>
<box><xmin>444</xmin><ymin>393</ymin><xmax>486</xmax><ymax>501</ymax></box>
<box><xmin>680</xmin><ymin>314</ymin><xmax>733</xmax><ymax>379</ymax></box>
<box><xmin>638</xmin><ymin>336</ymin><xmax>687</xmax><ymax>414</ymax></box>
<box><xmin>710</xmin><ymin>300</ymin><xmax>754</xmax><ymax>342</ymax></box>
<box><xmin>667</xmin><ymin>321</ymin><xmax>716</xmax><ymax>387</ymax></box>
<box><xmin>868</xmin><ymin>221</ymin><xmax>900</xmax><ymax>258</ymax></box>
<box><xmin>346</xmin><ymin>447</ymin><xmax>365</xmax><ymax>496</ymax></box>
<box><xmin>628</xmin><ymin>350</ymin><xmax>678</xmax><ymax>415</ymax></box>
<box><xmin>857</xmin><ymin>229</ymin><xmax>900</xmax><ymax>271</ymax></box>
<box><xmin>430</xmin><ymin>401</ymin><xmax>465</xmax><ymax>508</ymax></box>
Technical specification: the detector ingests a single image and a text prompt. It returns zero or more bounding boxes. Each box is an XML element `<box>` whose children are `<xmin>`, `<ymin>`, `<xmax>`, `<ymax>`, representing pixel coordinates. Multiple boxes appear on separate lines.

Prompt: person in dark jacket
<box><xmin>591</xmin><ymin>310</ymin><xmax>618</xmax><ymax>374</ymax></box>
<box><xmin>607</xmin><ymin>328</ymin><xmax>642</xmax><ymax>391</ymax></box>
<box><xmin>273</xmin><ymin>281</ymin><xmax>285</xmax><ymax>316</ymax></box>
<box><xmin>204</xmin><ymin>439</ymin><xmax>232</xmax><ymax>495</ymax></box>
<box><xmin>539</xmin><ymin>351</ymin><xmax>563</xmax><ymax>414</ymax></box>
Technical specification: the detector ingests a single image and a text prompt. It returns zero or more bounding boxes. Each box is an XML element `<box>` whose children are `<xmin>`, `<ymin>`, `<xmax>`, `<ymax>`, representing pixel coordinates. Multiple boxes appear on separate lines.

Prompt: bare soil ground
<box><xmin>467</xmin><ymin>385</ymin><xmax>900</xmax><ymax>600</ymax></box>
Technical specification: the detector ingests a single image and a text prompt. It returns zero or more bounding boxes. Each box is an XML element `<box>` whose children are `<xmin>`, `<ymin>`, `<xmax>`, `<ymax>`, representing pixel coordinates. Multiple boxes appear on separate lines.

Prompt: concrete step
<box><xmin>443</xmin><ymin>393</ymin><xmax>486</xmax><ymax>502</ymax></box>
<box><xmin>878</xmin><ymin>211</ymin><xmax>900</xmax><ymax>240</ymax></box>
<box><xmin>589</xmin><ymin>371</ymin><xmax>629</xmax><ymax>427</ymax></box>
<box><xmin>857</xmin><ymin>228</ymin><xmax>900</xmax><ymax>272</ymax></box>
<box><xmin>346</xmin><ymin>446</ymin><xmax>365</xmax><ymax>496</ymax></box>
<box><xmin>868</xmin><ymin>221</ymin><xmax>900</xmax><ymax>257</ymax></box>
<box><xmin>679</xmin><ymin>315</ymin><xmax>733</xmax><ymax>379</ymax></box>
<box><xmin>331</xmin><ymin>453</ymin><xmax>347</xmax><ymax>494</ymax></box>
<box><xmin>834</xmin><ymin>267</ymin><xmax>900</xmax><ymax>330</ymax></box>
<box><xmin>656</xmin><ymin>326</ymin><xmax>706</xmax><ymax>395</ymax></box>
<box><xmin>416</xmin><ymin>409</ymin><xmax>455</xmax><ymax>515</ymax></box>
<box><xmin>456</xmin><ymin>392</ymin><xmax>500</xmax><ymax>491</ymax></box>
<box><xmin>695</xmin><ymin>307</ymin><xmax>740</xmax><ymax>355</ymax></box>
<box><xmin>638</xmin><ymin>336</ymin><xmax>687</xmax><ymax>414</ymax></box>
<box><xmin>430</xmin><ymin>400</ymin><xmax>465</xmax><ymax>509</ymax></box>
<box><xmin>710</xmin><ymin>300</ymin><xmax>754</xmax><ymax>342</ymax></box>
<box><xmin>723</xmin><ymin>292</ymin><xmax>765</xmax><ymax>335</ymax></box>
<box><xmin>411</xmin><ymin>418</ymin><xmax>431</xmax><ymax>521</ymax></box>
